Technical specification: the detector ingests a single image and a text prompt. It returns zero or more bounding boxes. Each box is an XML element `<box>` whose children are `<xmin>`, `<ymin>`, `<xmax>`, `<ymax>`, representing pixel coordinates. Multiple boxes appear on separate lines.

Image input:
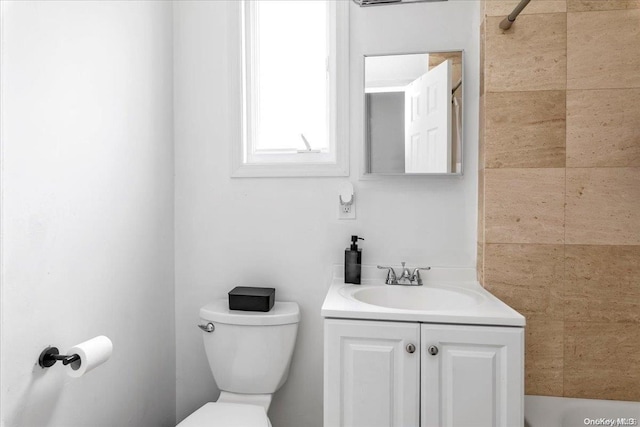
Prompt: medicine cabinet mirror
<box><xmin>363</xmin><ymin>51</ymin><xmax>463</xmax><ymax>176</ymax></box>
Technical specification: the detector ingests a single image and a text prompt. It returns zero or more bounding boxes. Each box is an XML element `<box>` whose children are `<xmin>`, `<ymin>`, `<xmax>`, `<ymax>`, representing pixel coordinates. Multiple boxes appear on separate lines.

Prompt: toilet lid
<box><xmin>177</xmin><ymin>402</ymin><xmax>270</xmax><ymax>427</ymax></box>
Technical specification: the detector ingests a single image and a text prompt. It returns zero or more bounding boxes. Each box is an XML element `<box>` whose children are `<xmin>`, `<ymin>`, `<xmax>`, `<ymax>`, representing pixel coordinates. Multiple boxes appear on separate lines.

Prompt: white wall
<box><xmin>174</xmin><ymin>1</ymin><xmax>479</xmax><ymax>426</ymax></box>
<box><xmin>0</xmin><ymin>2</ymin><xmax>175</xmax><ymax>426</ymax></box>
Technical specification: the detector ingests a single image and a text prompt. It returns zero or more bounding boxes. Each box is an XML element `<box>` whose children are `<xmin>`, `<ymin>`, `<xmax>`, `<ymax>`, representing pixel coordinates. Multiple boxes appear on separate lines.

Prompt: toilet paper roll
<box><xmin>67</xmin><ymin>336</ymin><xmax>113</xmax><ymax>378</ymax></box>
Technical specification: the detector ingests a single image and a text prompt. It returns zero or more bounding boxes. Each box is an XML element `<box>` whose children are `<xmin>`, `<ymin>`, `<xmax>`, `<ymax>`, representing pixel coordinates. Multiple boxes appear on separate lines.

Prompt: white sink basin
<box><xmin>322</xmin><ymin>265</ymin><xmax>526</xmax><ymax>326</ymax></box>
<box><xmin>341</xmin><ymin>284</ymin><xmax>485</xmax><ymax>311</ymax></box>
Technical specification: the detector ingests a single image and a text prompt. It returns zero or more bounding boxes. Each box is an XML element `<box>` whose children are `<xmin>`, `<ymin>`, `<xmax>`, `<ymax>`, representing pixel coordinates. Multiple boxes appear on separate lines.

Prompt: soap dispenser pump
<box><xmin>345</xmin><ymin>235</ymin><xmax>364</xmax><ymax>284</ymax></box>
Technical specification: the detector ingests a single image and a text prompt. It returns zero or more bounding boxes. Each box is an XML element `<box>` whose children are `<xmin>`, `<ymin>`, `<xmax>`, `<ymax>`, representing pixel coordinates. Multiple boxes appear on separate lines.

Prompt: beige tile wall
<box><xmin>566</xmin><ymin>89</ymin><xmax>640</xmax><ymax>167</ymax></box>
<box><xmin>485</xmin><ymin>90</ymin><xmax>566</xmax><ymax>168</ymax></box>
<box><xmin>478</xmin><ymin>0</ymin><xmax>640</xmax><ymax>400</ymax></box>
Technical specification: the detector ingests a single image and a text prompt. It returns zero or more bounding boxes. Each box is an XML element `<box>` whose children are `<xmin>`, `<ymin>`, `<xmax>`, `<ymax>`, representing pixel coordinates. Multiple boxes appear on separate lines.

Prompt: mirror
<box><xmin>364</xmin><ymin>51</ymin><xmax>463</xmax><ymax>175</ymax></box>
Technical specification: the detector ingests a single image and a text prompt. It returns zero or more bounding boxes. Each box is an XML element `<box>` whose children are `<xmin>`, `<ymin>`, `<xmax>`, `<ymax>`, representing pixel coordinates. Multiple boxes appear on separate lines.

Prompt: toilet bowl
<box><xmin>177</xmin><ymin>299</ymin><xmax>300</xmax><ymax>426</ymax></box>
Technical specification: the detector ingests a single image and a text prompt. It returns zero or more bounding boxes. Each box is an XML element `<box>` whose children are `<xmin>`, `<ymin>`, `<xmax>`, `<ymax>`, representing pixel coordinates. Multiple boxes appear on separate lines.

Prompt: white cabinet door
<box><xmin>324</xmin><ymin>319</ymin><xmax>420</xmax><ymax>427</ymax></box>
<box><xmin>421</xmin><ymin>324</ymin><xmax>524</xmax><ymax>427</ymax></box>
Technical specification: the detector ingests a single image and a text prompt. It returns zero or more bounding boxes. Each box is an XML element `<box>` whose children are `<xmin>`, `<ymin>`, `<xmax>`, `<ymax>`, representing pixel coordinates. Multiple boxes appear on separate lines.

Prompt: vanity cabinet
<box><xmin>324</xmin><ymin>319</ymin><xmax>524</xmax><ymax>427</ymax></box>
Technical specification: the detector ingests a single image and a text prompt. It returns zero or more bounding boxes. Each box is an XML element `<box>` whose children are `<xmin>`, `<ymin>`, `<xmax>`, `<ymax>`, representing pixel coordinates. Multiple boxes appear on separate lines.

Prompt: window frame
<box><xmin>230</xmin><ymin>0</ymin><xmax>349</xmax><ymax>178</ymax></box>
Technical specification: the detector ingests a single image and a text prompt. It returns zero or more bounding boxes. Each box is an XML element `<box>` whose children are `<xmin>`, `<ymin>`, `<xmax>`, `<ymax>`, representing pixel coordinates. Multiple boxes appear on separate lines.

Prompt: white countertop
<box><xmin>321</xmin><ymin>265</ymin><xmax>526</xmax><ymax>327</ymax></box>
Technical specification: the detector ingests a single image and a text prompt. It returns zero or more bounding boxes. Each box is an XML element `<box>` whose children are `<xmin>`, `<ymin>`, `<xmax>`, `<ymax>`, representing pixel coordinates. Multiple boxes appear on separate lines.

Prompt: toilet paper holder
<box><xmin>38</xmin><ymin>346</ymin><xmax>80</xmax><ymax>368</ymax></box>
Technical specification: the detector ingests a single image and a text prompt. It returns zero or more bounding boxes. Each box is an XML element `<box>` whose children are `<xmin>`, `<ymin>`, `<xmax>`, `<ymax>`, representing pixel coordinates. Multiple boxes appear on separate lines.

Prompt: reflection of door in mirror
<box><xmin>404</xmin><ymin>59</ymin><xmax>452</xmax><ymax>173</ymax></box>
<box><xmin>364</xmin><ymin>51</ymin><xmax>462</xmax><ymax>175</ymax></box>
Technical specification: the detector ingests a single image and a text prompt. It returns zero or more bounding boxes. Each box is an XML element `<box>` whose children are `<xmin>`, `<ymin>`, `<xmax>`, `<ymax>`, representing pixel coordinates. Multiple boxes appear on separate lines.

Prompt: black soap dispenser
<box><xmin>345</xmin><ymin>235</ymin><xmax>364</xmax><ymax>284</ymax></box>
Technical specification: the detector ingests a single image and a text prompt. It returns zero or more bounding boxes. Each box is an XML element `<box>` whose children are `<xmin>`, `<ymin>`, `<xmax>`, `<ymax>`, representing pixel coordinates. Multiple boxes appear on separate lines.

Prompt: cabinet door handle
<box><xmin>427</xmin><ymin>345</ymin><xmax>439</xmax><ymax>356</ymax></box>
<box><xmin>406</xmin><ymin>343</ymin><xmax>416</xmax><ymax>354</ymax></box>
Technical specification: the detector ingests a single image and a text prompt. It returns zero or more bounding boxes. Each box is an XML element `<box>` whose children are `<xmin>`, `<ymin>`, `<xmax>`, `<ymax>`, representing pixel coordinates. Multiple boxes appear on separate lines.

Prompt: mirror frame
<box><xmin>360</xmin><ymin>49</ymin><xmax>465</xmax><ymax>179</ymax></box>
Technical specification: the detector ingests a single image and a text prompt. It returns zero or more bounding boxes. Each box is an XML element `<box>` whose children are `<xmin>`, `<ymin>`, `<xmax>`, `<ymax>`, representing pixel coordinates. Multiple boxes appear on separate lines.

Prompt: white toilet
<box><xmin>177</xmin><ymin>299</ymin><xmax>300</xmax><ymax>427</ymax></box>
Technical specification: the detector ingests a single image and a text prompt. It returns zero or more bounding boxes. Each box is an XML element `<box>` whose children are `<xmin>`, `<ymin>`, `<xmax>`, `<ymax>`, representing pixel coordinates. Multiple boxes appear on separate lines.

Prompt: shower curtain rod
<box><xmin>499</xmin><ymin>0</ymin><xmax>532</xmax><ymax>30</ymax></box>
<box><xmin>452</xmin><ymin>79</ymin><xmax>462</xmax><ymax>95</ymax></box>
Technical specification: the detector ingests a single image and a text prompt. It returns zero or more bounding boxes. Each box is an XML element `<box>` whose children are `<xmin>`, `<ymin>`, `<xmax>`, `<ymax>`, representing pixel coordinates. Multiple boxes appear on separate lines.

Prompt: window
<box><xmin>231</xmin><ymin>0</ymin><xmax>349</xmax><ymax>177</ymax></box>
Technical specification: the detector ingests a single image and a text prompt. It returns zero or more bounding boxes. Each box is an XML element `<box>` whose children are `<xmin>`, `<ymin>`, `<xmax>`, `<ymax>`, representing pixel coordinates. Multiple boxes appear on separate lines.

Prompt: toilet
<box><xmin>177</xmin><ymin>299</ymin><xmax>300</xmax><ymax>427</ymax></box>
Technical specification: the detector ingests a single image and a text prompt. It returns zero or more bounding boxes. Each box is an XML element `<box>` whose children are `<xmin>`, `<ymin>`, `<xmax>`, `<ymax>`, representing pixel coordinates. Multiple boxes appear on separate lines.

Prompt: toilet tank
<box><xmin>199</xmin><ymin>300</ymin><xmax>300</xmax><ymax>394</ymax></box>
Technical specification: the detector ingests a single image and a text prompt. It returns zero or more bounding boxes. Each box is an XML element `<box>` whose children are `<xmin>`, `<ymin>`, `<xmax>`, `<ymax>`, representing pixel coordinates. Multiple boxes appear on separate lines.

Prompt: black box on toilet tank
<box><xmin>228</xmin><ymin>286</ymin><xmax>275</xmax><ymax>312</ymax></box>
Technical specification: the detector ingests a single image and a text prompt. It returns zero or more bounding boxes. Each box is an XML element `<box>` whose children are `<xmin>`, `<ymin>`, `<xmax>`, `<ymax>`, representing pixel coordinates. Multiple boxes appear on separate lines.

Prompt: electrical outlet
<box><xmin>338</xmin><ymin>195</ymin><xmax>356</xmax><ymax>220</ymax></box>
<box><xmin>338</xmin><ymin>181</ymin><xmax>356</xmax><ymax>220</ymax></box>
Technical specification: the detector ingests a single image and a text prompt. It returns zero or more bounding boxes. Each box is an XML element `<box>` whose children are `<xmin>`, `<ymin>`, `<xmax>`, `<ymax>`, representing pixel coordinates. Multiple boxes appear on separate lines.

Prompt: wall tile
<box><xmin>485</xmin><ymin>168</ymin><xmax>565</xmax><ymax>244</ymax></box>
<box><xmin>568</xmin><ymin>0</ymin><xmax>640</xmax><ymax>11</ymax></box>
<box><xmin>485</xmin><ymin>91</ymin><xmax>566</xmax><ymax>168</ymax></box>
<box><xmin>565</xmin><ymin>245</ymin><xmax>640</xmax><ymax>323</ymax></box>
<box><xmin>477</xmin><ymin>242</ymin><xmax>484</xmax><ymax>285</ymax></box>
<box><xmin>565</xmin><ymin>322</ymin><xmax>640</xmax><ymax>400</ymax></box>
<box><xmin>566</xmin><ymin>168</ymin><xmax>640</xmax><ymax>245</ymax></box>
<box><xmin>567</xmin><ymin>9</ymin><xmax>640</xmax><ymax>89</ymax></box>
<box><xmin>479</xmin><ymin>94</ymin><xmax>486</xmax><ymax>170</ymax></box>
<box><xmin>567</xmin><ymin>89</ymin><xmax>640</xmax><ymax>167</ymax></box>
<box><xmin>526</xmin><ymin>316</ymin><xmax>564</xmax><ymax>395</ymax></box>
<box><xmin>482</xmin><ymin>0</ymin><xmax>640</xmax><ymax>403</ymax></box>
<box><xmin>485</xmin><ymin>244</ymin><xmax>564</xmax><ymax>319</ymax></box>
<box><xmin>486</xmin><ymin>0</ymin><xmax>567</xmax><ymax>16</ymax></box>
<box><xmin>429</xmin><ymin>52</ymin><xmax>462</xmax><ymax>87</ymax></box>
<box><xmin>486</xmin><ymin>13</ymin><xmax>566</xmax><ymax>92</ymax></box>
<box><xmin>478</xmin><ymin>169</ymin><xmax>485</xmax><ymax>243</ymax></box>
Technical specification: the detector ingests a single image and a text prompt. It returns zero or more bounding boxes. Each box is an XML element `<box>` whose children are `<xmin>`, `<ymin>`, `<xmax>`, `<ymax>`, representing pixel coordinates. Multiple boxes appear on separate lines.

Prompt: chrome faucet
<box><xmin>377</xmin><ymin>262</ymin><xmax>431</xmax><ymax>286</ymax></box>
<box><xmin>398</xmin><ymin>262</ymin><xmax>412</xmax><ymax>283</ymax></box>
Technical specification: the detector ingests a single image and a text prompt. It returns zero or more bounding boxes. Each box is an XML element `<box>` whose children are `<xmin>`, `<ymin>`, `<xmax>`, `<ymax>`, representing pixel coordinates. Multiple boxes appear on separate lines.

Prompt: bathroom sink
<box><xmin>340</xmin><ymin>284</ymin><xmax>485</xmax><ymax>311</ymax></box>
<box><xmin>322</xmin><ymin>265</ymin><xmax>526</xmax><ymax>326</ymax></box>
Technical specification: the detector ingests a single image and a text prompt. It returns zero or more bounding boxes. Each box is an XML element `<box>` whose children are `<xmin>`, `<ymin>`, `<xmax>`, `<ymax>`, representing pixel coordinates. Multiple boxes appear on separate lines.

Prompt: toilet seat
<box><xmin>177</xmin><ymin>402</ymin><xmax>271</xmax><ymax>427</ymax></box>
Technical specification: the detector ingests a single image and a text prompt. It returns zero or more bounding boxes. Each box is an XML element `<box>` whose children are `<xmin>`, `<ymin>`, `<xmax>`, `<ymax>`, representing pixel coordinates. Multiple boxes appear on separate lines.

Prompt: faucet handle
<box><xmin>377</xmin><ymin>265</ymin><xmax>397</xmax><ymax>285</ymax></box>
<box><xmin>411</xmin><ymin>267</ymin><xmax>431</xmax><ymax>285</ymax></box>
